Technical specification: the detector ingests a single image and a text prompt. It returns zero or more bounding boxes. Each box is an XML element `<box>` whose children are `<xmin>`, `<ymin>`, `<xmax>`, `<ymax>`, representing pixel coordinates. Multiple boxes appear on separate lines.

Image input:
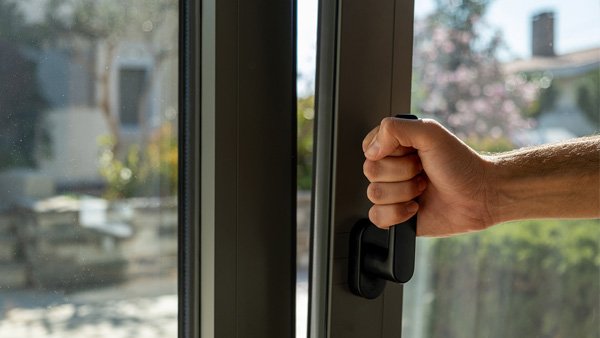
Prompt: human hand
<box><xmin>362</xmin><ymin>117</ymin><xmax>494</xmax><ymax>237</ymax></box>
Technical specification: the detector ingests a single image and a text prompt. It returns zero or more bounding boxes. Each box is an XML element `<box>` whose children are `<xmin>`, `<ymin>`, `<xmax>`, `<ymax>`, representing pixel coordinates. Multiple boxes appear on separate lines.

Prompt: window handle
<box><xmin>348</xmin><ymin>114</ymin><xmax>417</xmax><ymax>299</ymax></box>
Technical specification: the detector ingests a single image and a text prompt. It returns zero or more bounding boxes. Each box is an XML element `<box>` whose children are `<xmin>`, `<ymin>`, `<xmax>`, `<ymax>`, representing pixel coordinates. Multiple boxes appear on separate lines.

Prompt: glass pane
<box><xmin>404</xmin><ymin>1</ymin><xmax>599</xmax><ymax>337</ymax></box>
<box><xmin>0</xmin><ymin>0</ymin><xmax>179</xmax><ymax>337</ymax></box>
<box><xmin>297</xmin><ymin>0</ymin><xmax>318</xmax><ymax>337</ymax></box>
<box><xmin>119</xmin><ymin>68</ymin><xmax>148</xmax><ymax>127</ymax></box>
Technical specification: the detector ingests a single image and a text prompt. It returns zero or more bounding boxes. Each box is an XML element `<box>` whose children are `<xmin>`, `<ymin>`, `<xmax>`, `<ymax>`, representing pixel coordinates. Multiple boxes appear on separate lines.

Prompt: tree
<box><xmin>42</xmin><ymin>0</ymin><xmax>178</xmax><ymax>151</ymax></box>
<box><xmin>412</xmin><ymin>0</ymin><xmax>537</xmax><ymax>143</ymax></box>
<box><xmin>297</xmin><ymin>95</ymin><xmax>315</xmax><ymax>190</ymax></box>
<box><xmin>576</xmin><ymin>70</ymin><xmax>600</xmax><ymax>129</ymax></box>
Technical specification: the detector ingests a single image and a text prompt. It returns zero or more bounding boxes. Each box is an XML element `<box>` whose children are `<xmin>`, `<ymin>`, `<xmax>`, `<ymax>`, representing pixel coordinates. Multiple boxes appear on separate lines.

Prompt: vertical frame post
<box><xmin>310</xmin><ymin>0</ymin><xmax>415</xmax><ymax>336</ymax></box>
<box><xmin>199</xmin><ymin>0</ymin><xmax>297</xmax><ymax>337</ymax></box>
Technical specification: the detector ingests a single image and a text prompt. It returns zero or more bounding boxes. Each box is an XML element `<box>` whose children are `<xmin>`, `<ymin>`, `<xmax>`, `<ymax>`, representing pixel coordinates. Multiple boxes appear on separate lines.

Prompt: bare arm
<box><xmin>362</xmin><ymin>117</ymin><xmax>600</xmax><ymax>237</ymax></box>
<box><xmin>487</xmin><ymin>136</ymin><xmax>600</xmax><ymax>224</ymax></box>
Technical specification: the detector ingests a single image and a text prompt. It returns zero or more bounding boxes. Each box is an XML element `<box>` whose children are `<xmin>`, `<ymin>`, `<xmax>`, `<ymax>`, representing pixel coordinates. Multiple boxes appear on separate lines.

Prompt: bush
<box><xmin>297</xmin><ymin>95</ymin><xmax>314</xmax><ymax>190</ymax></box>
<box><xmin>98</xmin><ymin>123</ymin><xmax>177</xmax><ymax>199</ymax></box>
<box><xmin>427</xmin><ymin>219</ymin><xmax>600</xmax><ymax>338</ymax></box>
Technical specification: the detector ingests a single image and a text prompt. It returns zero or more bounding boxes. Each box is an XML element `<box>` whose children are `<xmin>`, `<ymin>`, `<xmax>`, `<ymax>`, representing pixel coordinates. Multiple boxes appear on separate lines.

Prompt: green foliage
<box><xmin>433</xmin><ymin>0</ymin><xmax>491</xmax><ymax>34</ymax></box>
<box><xmin>99</xmin><ymin>123</ymin><xmax>177</xmax><ymax>199</ymax></box>
<box><xmin>466</xmin><ymin>136</ymin><xmax>515</xmax><ymax>153</ymax></box>
<box><xmin>527</xmin><ymin>84</ymin><xmax>557</xmax><ymax>118</ymax></box>
<box><xmin>524</xmin><ymin>72</ymin><xmax>557</xmax><ymax>118</ymax></box>
<box><xmin>576</xmin><ymin>70</ymin><xmax>600</xmax><ymax>130</ymax></box>
<box><xmin>427</xmin><ymin>219</ymin><xmax>600</xmax><ymax>338</ymax></box>
<box><xmin>297</xmin><ymin>95</ymin><xmax>315</xmax><ymax>190</ymax></box>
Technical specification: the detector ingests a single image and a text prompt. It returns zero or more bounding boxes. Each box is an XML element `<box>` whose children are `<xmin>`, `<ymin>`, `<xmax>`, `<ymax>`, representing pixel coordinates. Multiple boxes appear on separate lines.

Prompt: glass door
<box><xmin>402</xmin><ymin>1</ymin><xmax>600</xmax><ymax>337</ymax></box>
<box><xmin>308</xmin><ymin>0</ymin><xmax>598</xmax><ymax>338</ymax></box>
<box><xmin>309</xmin><ymin>0</ymin><xmax>416</xmax><ymax>337</ymax></box>
<box><xmin>0</xmin><ymin>1</ymin><xmax>179</xmax><ymax>337</ymax></box>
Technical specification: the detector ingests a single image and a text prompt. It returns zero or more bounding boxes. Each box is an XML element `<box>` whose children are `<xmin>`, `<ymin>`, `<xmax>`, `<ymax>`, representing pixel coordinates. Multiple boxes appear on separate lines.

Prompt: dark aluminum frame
<box><xmin>310</xmin><ymin>0</ymin><xmax>415</xmax><ymax>337</ymax></box>
<box><xmin>179</xmin><ymin>0</ymin><xmax>297</xmax><ymax>337</ymax></box>
<box><xmin>179</xmin><ymin>0</ymin><xmax>200</xmax><ymax>337</ymax></box>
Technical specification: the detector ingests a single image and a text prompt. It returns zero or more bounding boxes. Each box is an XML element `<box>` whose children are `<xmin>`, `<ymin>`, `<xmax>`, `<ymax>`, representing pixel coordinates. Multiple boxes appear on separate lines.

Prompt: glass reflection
<box><xmin>0</xmin><ymin>1</ymin><xmax>178</xmax><ymax>337</ymax></box>
<box><xmin>403</xmin><ymin>1</ymin><xmax>599</xmax><ymax>338</ymax></box>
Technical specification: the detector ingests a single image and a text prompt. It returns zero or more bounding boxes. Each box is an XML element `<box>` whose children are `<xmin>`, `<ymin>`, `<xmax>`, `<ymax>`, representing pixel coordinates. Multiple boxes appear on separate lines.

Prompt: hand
<box><xmin>362</xmin><ymin>117</ymin><xmax>494</xmax><ymax>237</ymax></box>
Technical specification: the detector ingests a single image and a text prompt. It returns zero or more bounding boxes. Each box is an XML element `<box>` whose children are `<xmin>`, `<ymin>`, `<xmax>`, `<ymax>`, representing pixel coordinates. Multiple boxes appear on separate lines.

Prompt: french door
<box><xmin>309</xmin><ymin>0</ymin><xmax>415</xmax><ymax>337</ymax></box>
<box><xmin>192</xmin><ymin>0</ymin><xmax>414</xmax><ymax>336</ymax></box>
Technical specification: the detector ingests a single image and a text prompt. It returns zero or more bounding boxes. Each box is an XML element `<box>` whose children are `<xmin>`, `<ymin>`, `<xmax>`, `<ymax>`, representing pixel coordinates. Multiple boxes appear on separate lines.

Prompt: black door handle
<box><xmin>348</xmin><ymin>114</ymin><xmax>418</xmax><ymax>299</ymax></box>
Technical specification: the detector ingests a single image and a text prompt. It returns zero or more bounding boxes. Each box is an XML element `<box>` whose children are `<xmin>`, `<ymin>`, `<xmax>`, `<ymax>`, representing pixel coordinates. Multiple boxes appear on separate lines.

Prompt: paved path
<box><xmin>0</xmin><ymin>277</ymin><xmax>177</xmax><ymax>338</ymax></box>
<box><xmin>0</xmin><ymin>276</ymin><xmax>309</xmax><ymax>338</ymax></box>
<box><xmin>0</xmin><ymin>294</ymin><xmax>177</xmax><ymax>338</ymax></box>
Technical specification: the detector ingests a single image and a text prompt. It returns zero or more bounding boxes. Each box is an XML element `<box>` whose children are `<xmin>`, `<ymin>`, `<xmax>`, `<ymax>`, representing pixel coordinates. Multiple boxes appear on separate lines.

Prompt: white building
<box><xmin>504</xmin><ymin>12</ymin><xmax>599</xmax><ymax>145</ymax></box>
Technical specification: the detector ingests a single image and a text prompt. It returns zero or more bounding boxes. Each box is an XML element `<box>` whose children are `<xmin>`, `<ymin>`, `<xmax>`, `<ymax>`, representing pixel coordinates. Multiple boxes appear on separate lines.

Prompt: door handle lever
<box><xmin>348</xmin><ymin>114</ymin><xmax>418</xmax><ymax>299</ymax></box>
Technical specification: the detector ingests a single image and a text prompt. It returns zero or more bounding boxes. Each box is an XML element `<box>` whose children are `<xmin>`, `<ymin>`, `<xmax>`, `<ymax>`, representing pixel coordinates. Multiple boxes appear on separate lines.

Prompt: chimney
<box><xmin>531</xmin><ymin>11</ymin><xmax>555</xmax><ymax>57</ymax></box>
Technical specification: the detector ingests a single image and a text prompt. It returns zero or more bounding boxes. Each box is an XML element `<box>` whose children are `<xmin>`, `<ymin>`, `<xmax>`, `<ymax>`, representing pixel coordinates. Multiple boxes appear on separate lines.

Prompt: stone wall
<box><xmin>0</xmin><ymin>193</ymin><xmax>311</xmax><ymax>290</ymax></box>
<box><xmin>0</xmin><ymin>197</ymin><xmax>177</xmax><ymax>290</ymax></box>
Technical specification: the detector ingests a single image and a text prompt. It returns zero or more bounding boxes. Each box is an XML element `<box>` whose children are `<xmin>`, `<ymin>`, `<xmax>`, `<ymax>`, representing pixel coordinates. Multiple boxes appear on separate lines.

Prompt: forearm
<box><xmin>485</xmin><ymin>136</ymin><xmax>600</xmax><ymax>224</ymax></box>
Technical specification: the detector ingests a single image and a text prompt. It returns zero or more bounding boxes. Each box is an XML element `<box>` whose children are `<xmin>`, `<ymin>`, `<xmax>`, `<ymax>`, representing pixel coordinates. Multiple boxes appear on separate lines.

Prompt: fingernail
<box><xmin>406</xmin><ymin>201</ymin><xmax>419</xmax><ymax>213</ymax></box>
<box><xmin>365</xmin><ymin>140</ymin><xmax>380</xmax><ymax>158</ymax></box>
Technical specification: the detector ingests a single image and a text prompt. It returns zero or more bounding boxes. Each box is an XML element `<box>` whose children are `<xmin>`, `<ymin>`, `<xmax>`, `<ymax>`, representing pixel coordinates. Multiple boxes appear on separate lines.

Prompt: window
<box><xmin>0</xmin><ymin>1</ymin><xmax>179</xmax><ymax>336</ymax></box>
<box><xmin>402</xmin><ymin>1</ymin><xmax>600</xmax><ymax>337</ymax></box>
<box><xmin>119</xmin><ymin>67</ymin><xmax>148</xmax><ymax>127</ymax></box>
<box><xmin>296</xmin><ymin>0</ymin><xmax>319</xmax><ymax>337</ymax></box>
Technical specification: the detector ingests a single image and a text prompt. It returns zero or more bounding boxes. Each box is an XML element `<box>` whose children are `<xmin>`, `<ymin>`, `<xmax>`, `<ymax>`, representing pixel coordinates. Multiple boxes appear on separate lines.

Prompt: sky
<box><xmin>297</xmin><ymin>0</ymin><xmax>600</xmax><ymax>95</ymax></box>
<box><xmin>18</xmin><ymin>0</ymin><xmax>598</xmax><ymax>95</ymax></box>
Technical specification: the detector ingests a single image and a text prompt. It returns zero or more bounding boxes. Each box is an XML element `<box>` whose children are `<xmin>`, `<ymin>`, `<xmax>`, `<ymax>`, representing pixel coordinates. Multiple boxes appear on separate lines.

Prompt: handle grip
<box><xmin>348</xmin><ymin>114</ymin><xmax>418</xmax><ymax>299</ymax></box>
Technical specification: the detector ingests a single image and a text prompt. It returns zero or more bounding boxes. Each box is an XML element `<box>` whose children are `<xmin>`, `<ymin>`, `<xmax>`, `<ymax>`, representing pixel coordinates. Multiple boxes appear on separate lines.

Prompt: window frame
<box><xmin>178</xmin><ymin>0</ymin><xmax>200</xmax><ymax>337</ymax></box>
<box><xmin>180</xmin><ymin>0</ymin><xmax>297</xmax><ymax>337</ymax></box>
<box><xmin>310</xmin><ymin>0</ymin><xmax>416</xmax><ymax>336</ymax></box>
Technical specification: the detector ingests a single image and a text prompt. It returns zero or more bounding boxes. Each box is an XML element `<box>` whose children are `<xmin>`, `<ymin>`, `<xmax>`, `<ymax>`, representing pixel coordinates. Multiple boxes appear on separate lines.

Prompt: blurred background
<box><xmin>296</xmin><ymin>1</ymin><xmax>599</xmax><ymax>338</ymax></box>
<box><xmin>0</xmin><ymin>0</ymin><xmax>598</xmax><ymax>337</ymax></box>
<box><xmin>0</xmin><ymin>0</ymin><xmax>178</xmax><ymax>337</ymax></box>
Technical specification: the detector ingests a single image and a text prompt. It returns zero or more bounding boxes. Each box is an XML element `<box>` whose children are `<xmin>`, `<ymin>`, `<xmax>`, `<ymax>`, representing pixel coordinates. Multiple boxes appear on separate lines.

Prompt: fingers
<box><xmin>363</xmin><ymin>154</ymin><xmax>422</xmax><ymax>182</ymax></box>
<box><xmin>362</xmin><ymin>125</ymin><xmax>415</xmax><ymax>157</ymax></box>
<box><xmin>362</xmin><ymin>117</ymin><xmax>442</xmax><ymax>229</ymax></box>
<box><xmin>369</xmin><ymin>201</ymin><xmax>419</xmax><ymax>229</ymax></box>
<box><xmin>366</xmin><ymin>176</ymin><xmax>427</xmax><ymax>205</ymax></box>
<box><xmin>363</xmin><ymin>142</ymin><xmax>426</xmax><ymax>229</ymax></box>
<box><xmin>362</xmin><ymin>126</ymin><xmax>379</xmax><ymax>152</ymax></box>
<box><xmin>364</xmin><ymin>117</ymin><xmax>443</xmax><ymax>161</ymax></box>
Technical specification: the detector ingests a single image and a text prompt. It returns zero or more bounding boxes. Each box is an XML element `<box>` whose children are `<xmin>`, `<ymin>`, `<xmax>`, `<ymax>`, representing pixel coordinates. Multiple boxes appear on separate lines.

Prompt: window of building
<box><xmin>0</xmin><ymin>1</ymin><xmax>179</xmax><ymax>336</ymax></box>
<box><xmin>118</xmin><ymin>67</ymin><xmax>149</xmax><ymax>127</ymax></box>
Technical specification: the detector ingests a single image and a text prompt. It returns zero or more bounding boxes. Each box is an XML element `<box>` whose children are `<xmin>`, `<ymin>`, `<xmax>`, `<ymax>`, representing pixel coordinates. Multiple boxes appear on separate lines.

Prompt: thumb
<box><xmin>364</xmin><ymin>117</ymin><xmax>440</xmax><ymax>160</ymax></box>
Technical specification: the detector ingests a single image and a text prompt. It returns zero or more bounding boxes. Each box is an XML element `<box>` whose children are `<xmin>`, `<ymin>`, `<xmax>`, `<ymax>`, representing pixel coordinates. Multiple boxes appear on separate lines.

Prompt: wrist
<box><xmin>482</xmin><ymin>154</ymin><xmax>546</xmax><ymax>225</ymax></box>
<box><xmin>483</xmin><ymin>156</ymin><xmax>519</xmax><ymax>225</ymax></box>
<box><xmin>481</xmin><ymin>156</ymin><xmax>506</xmax><ymax>226</ymax></box>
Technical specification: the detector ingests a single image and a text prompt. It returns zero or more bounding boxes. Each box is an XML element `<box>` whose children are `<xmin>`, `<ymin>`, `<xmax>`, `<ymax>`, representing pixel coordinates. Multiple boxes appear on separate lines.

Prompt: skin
<box><xmin>362</xmin><ymin>117</ymin><xmax>600</xmax><ymax>237</ymax></box>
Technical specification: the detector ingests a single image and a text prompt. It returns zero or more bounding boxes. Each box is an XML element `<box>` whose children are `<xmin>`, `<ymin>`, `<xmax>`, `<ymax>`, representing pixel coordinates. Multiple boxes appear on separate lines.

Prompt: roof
<box><xmin>503</xmin><ymin>47</ymin><xmax>600</xmax><ymax>77</ymax></box>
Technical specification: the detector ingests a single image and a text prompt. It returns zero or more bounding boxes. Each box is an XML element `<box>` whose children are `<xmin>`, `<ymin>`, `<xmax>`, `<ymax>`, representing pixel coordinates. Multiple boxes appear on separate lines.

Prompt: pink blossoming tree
<box><xmin>412</xmin><ymin>0</ymin><xmax>538</xmax><ymax>144</ymax></box>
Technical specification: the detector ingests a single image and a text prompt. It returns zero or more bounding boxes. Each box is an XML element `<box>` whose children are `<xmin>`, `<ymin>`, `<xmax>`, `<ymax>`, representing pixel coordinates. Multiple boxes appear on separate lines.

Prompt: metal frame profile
<box><xmin>310</xmin><ymin>0</ymin><xmax>415</xmax><ymax>337</ymax></box>
<box><xmin>188</xmin><ymin>0</ymin><xmax>298</xmax><ymax>337</ymax></box>
<box><xmin>178</xmin><ymin>1</ymin><xmax>200</xmax><ymax>337</ymax></box>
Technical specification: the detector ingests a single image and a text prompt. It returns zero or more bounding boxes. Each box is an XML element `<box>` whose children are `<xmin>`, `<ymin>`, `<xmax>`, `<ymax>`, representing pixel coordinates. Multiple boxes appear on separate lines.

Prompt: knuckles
<box><xmin>369</xmin><ymin>204</ymin><xmax>410</xmax><ymax>229</ymax></box>
<box><xmin>363</xmin><ymin>160</ymin><xmax>379</xmax><ymax>181</ymax></box>
<box><xmin>366</xmin><ymin>183</ymin><xmax>383</xmax><ymax>203</ymax></box>
<box><xmin>379</xmin><ymin>117</ymin><xmax>397</xmax><ymax>134</ymax></box>
<box><xmin>403</xmin><ymin>154</ymin><xmax>422</xmax><ymax>178</ymax></box>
